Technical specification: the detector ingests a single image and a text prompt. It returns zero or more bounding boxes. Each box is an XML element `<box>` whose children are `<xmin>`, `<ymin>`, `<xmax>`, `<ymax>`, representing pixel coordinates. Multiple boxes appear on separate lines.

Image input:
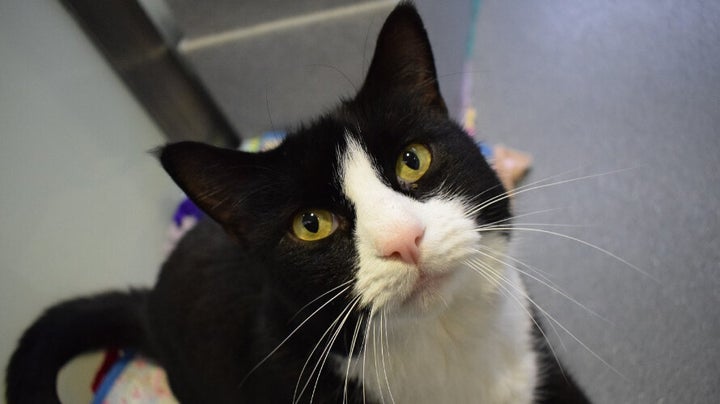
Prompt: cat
<box><xmin>6</xmin><ymin>3</ymin><xmax>591</xmax><ymax>403</ymax></box>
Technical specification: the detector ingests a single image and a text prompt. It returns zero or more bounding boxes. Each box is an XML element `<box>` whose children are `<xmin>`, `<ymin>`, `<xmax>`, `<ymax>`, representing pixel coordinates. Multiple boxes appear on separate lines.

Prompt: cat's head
<box><xmin>160</xmin><ymin>3</ymin><xmax>510</xmax><ymax>319</ymax></box>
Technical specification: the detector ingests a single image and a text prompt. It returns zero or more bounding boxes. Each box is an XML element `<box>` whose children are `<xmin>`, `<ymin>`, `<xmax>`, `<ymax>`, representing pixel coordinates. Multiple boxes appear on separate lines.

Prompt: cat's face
<box><xmin>161</xmin><ymin>5</ymin><xmax>510</xmax><ymax>320</ymax></box>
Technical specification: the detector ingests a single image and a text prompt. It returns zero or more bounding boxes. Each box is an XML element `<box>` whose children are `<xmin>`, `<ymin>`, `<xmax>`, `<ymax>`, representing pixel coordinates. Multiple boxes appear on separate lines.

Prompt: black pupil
<box><xmin>302</xmin><ymin>212</ymin><xmax>319</xmax><ymax>233</ymax></box>
<box><xmin>403</xmin><ymin>150</ymin><xmax>420</xmax><ymax>170</ymax></box>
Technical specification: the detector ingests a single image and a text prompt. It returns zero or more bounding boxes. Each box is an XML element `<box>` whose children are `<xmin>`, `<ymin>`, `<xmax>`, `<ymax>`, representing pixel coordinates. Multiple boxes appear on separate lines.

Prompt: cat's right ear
<box><xmin>158</xmin><ymin>142</ymin><xmax>262</xmax><ymax>238</ymax></box>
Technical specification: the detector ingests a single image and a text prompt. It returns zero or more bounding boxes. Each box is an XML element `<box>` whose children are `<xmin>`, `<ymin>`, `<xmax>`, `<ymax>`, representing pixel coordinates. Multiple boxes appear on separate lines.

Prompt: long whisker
<box><xmin>472</xmin><ymin>255</ymin><xmax>568</xmax><ymax>351</ymax></box>
<box><xmin>372</xmin><ymin>319</ymin><xmax>386</xmax><ymax>403</ymax></box>
<box><xmin>464</xmin><ymin>165</ymin><xmax>594</xmax><ymax>212</ymax></box>
<box><xmin>483</xmin><ymin>222</ymin><xmax>589</xmax><ymax>229</ymax></box>
<box><xmin>380</xmin><ymin>311</ymin><xmax>397</xmax><ymax>404</ymax></box>
<box><xmin>361</xmin><ymin>312</ymin><xmax>374</xmax><ymax>404</ymax></box>
<box><xmin>470</xmin><ymin>246</ymin><xmax>610</xmax><ymax>324</ymax></box>
<box><xmin>288</xmin><ymin>280</ymin><xmax>354</xmax><ymax>323</ymax></box>
<box><xmin>466</xmin><ymin>257</ymin><xmax>563</xmax><ymax>347</ymax></box>
<box><xmin>240</xmin><ymin>284</ymin><xmax>352</xmax><ymax>387</ymax></box>
<box><xmin>294</xmin><ymin>295</ymin><xmax>357</xmax><ymax>402</ymax></box>
<box><xmin>463</xmin><ymin>259</ymin><xmax>568</xmax><ymax>376</ymax></box>
<box><xmin>467</xmin><ymin>167</ymin><xmax>639</xmax><ymax>218</ymax></box>
<box><xmin>309</xmin><ymin>297</ymin><xmax>362</xmax><ymax>404</ymax></box>
<box><xmin>469</xmin><ymin>258</ymin><xmax>628</xmax><ymax>380</ymax></box>
<box><xmin>474</xmin><ymin>242</ymin><xmax>555</xmax><ymax>282</ymax></box>
<box><xmin>476</xmin><ymin>226</ymin><xmax>657</xmax><ymax>281</ymax></box>
<box><xmin>295</xmin><ymin>295</ymin><xmax>360</xmax><ymax>403</ymax></box>
<box><xmin>477</xmin><ymin>207</ymin><xmax>566</xmax><ymax>229</ymax></box>
<box><xmin>343</xmin><ymin>313</ymin><xmax>365</xmax><ymax>404</ymax></box>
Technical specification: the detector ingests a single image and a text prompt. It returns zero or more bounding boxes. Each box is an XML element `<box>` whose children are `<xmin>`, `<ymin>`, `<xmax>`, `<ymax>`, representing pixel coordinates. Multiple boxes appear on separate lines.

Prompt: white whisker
<box><xmin>343</xmin><ymin>313</ymin><xmax>364</xmax><ymax>404</ymax></box>
<box><xmin>477</xmin><ymin>226</ymin><xmax>657</xmax><ymax>281</ymax></box>
<box><xmin>464</xmin><ymin>259</ymin><xmax>569</xmax><ymax>375</ymax></box>
<box><xmin>380</xmin><ymin>311</ymin><xmax>396</xmax><ymax>404</ymax></box>
<box><xmin>465</xmin><ymin>166</ymin><xmax>591</xmax><ymax>216</ymax></box>
<box><xmin>289</xmin><ymin>280</ymin><xmax>354</xmax><ymax>323</ymax></box>
<box><xmin>372</xmin><ymin>319</ymin><xmax>386</xmax><ymax>404</ymax></box>
<box><xmin>475</xmin><ymin>242</ymin><xmax>555</xmax><ymax>282</ymax></box>
<box><xmin>309</xmin><ymin>297</ymin><xmax>361</xmax><ymax>404</ymax></box>
<box><xmin>361</xmin><ymin>312</ymin><xmax>374</xmax><ymax>404</ymax></box>
<box><xmin>477</xmin><ymin>207</ymin><xmax>566</xmax><ymax>229</ymax></box>
<box><xmin>468</xmin><ymin>258</ymin><xmax>628</xmax><ymax>380</ymax></box>
<box><xmin>467</xmin><ymin>167</ymin><xmax>639</xmax><ymax>218</ymax></box>
<box><xmin>241</xmin><ymin>284</ymin><xmax>352</xmax><ymax>388</ymax></box>
<box><xmin>470</xmin><ymin>246</ymin><xmax>611</xmax><ymax>324</ymax></box>
<box><xmin>483</xmin><ymin>222</ymin><xmax>589</xmax><ymax>229</ymax></box>
<box><xmin>294</xmin><ymin>295</ymin><xmax>360</xmax><ymax>403</ymax></box>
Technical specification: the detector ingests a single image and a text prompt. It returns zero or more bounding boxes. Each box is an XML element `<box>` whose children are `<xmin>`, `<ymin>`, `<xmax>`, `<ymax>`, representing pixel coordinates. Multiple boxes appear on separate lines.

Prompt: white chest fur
<box><xmin>337</xmin><ymin>269</ymin><xmax>538</xmax><ymax>404</ymax></box>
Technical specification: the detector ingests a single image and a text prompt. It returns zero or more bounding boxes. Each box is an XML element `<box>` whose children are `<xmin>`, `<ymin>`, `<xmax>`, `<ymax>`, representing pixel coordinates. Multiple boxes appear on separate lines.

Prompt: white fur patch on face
<box><xmin>336</xmin><ymin>136</ymin><xmax>538</xmax><ymax>404</ymax></box>
<box><xmin>340</xmin><ymin>137</ymin><xmax>488</xmax><ymax>314</ymax></box>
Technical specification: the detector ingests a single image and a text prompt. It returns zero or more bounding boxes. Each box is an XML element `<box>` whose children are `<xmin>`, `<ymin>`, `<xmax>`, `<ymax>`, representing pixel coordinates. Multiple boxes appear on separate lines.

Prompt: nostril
<box><xmin>414</xmin><ymin>232</ymin><xmax>424</xmax><ymax>247</ymax></box>
<box><xmin>379</xmin><ymin>229</ymin><xmax>424</xmax><ymax>266</ymax></box>
<box><xmin>385</xmin><ymin>247</ymin><xmax>419</xmax><ymax>266</ymax></box>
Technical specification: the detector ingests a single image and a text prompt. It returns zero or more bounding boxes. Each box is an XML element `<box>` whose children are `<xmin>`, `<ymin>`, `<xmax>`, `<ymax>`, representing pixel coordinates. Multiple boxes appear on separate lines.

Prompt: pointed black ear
<box><xmin>359</xmin><ymin>2</ymin><xmax>447</xmax><ymax>114</ymax></box>
<box><xmin>159</xmin><ymin>142</ymin><xmax>265</xmax><ymax>236</ymax></box>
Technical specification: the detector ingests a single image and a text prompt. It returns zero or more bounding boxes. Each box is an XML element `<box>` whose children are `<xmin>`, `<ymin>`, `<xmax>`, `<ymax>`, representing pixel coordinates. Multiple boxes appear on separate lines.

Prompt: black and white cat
<box><xmin>6</xmin><ymin>3</ymin><xmax>590</xmax><ymax>403</ymax></box>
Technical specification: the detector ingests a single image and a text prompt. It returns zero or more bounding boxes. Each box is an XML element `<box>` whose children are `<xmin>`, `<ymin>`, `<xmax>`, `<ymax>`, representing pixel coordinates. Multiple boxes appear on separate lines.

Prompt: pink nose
<box><xmin>376</xmin><ymin>222</ymin><xmax>425</xmax><ymax>266</ymax></box>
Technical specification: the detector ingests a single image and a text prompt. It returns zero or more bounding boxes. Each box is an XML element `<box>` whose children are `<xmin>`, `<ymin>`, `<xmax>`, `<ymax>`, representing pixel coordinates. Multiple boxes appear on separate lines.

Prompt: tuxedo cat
<box><xmin>6</xmin><ymin>3</ymin><xmax>590</xmax><ymax>403</ymax></box>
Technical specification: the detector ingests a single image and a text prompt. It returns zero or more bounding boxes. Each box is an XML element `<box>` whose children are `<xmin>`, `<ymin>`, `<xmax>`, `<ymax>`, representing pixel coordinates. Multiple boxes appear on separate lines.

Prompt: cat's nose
<box><xmin>376</xmin><ymin>222</ymin><xmax>425</xmax><ymax>266</ymax></box>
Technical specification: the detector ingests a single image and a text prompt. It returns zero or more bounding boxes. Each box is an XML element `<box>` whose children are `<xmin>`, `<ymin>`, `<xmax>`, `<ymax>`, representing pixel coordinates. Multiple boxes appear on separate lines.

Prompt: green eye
<box><xmin>291</xmin><ymin>209</ymin><xmax>337</xmax><ymax>241</ymax></box>
<box><xmin>396</xmin><ymin>143</ymin><xmax>432</xmax><ymax>183</ymax></box>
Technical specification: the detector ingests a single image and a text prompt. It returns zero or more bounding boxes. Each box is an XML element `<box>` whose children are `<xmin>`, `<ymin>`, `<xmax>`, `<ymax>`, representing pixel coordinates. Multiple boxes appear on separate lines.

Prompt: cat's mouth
<box><xmin>402</xmin><ymin>269</ymin><xmax>457</xmax><ymax>306</ymax></box>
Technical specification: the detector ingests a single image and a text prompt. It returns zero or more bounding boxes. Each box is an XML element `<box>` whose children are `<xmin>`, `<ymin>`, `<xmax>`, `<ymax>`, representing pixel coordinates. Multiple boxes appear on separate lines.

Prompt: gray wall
<box><xmin>0</xmin><ymin>1</ymin><xmax>180</xmax><ymax>401</ymax></box>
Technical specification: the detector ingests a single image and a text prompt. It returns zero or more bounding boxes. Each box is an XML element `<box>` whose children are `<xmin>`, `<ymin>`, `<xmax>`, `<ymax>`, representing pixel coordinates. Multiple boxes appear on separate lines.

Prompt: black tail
<box><xmin>6</xmin><ymin>289</ymin><xmax>153</xmax><ymax>404</ymax></box>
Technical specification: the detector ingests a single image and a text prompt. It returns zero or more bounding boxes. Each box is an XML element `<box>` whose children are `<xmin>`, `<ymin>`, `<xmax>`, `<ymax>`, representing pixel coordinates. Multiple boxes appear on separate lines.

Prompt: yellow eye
<box><xmin>291</xmin><ymin>209</ymin><xmax>337</xmax><ymax>241</ymax></box>
<box><xmin>396</xmin><ymin>143</ymin><xmax>432</xmax><ymax>183</ymax></box>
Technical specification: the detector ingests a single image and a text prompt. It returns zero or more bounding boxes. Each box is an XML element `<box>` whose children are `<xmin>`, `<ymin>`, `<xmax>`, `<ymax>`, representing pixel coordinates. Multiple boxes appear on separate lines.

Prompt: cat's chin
<box><xmin>390</xmin><ymin>267</ymin><xmax>469</xmax><ymax>319</ymax></box>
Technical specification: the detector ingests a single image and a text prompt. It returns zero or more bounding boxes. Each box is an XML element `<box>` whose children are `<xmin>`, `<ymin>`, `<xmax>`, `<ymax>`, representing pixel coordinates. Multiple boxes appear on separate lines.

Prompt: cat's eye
<box><xmin>396</xmin><ymin>143</ymin><xmax>432</xmax><ymax>184</ymax></box>
<box><xmin>291</xmin><ymin>209</ymin><xmax>338</xmax><ymax>241</ymax></box>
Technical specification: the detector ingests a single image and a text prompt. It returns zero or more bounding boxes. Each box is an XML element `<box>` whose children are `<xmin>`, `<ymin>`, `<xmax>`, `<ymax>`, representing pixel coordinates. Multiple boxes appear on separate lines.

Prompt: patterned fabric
<box><xmin>93</xmin><ymin>352</ymin><xmax>178</xmax><ymax>404</ymax></box>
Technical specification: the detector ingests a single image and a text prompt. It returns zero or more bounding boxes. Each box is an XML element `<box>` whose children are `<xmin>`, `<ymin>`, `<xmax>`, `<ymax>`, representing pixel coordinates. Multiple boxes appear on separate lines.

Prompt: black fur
<box><xmin>6</xmin><ymin>290</ymin><xmax>151</xmax><ymax>403</ymax></box>
<box><xmin>532</xmin><ymin>313</ymin><xmax>592</xmax><ymax>403</ymax></box>
<box><xmin>6</xmin><ymin>3</ymin><xmax>590</xmax><ymax>403</ymax></box>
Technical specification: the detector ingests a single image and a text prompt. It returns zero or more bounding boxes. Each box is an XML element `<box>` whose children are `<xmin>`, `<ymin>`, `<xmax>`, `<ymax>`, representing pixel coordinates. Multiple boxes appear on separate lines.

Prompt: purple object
<box><xmin>172</xmin><ymin>198</ymin><xmax>203</xmax><ymax>227</ymax></box>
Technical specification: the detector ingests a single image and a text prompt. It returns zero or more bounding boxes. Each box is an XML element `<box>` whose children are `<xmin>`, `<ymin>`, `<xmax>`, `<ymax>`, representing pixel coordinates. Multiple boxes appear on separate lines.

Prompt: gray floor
<box><xmin>473</xmin><ymin>1</ymin><xmax>720</xmax><ymax>403</ymax></box>
<box><xmin>166</xmin><ymin>1</ymin><xmax>719</xmax><ymax>403</ymax></box>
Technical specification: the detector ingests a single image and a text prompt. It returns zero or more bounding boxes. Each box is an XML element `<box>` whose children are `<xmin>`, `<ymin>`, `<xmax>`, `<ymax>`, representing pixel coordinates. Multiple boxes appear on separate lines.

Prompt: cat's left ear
<box><xmin>358</xmin><ymin>3</ymin><xmax>447</xmax><ymax>115</ymax></box>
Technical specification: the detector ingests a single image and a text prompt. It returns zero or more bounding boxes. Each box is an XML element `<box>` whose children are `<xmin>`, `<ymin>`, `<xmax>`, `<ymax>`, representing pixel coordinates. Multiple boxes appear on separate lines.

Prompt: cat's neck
<box><xmin>341</xmin><ymin>267</ymin><xmax>538</xmax><ymax>404</ymax></box>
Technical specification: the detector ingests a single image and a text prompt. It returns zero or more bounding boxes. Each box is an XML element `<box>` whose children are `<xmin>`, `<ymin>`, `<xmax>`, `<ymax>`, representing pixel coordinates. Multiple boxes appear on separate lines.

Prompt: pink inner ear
<box><xmin>374</xmin><ymin>220</ymin><xmax>425</xmax><ymax>266</ymax></box>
